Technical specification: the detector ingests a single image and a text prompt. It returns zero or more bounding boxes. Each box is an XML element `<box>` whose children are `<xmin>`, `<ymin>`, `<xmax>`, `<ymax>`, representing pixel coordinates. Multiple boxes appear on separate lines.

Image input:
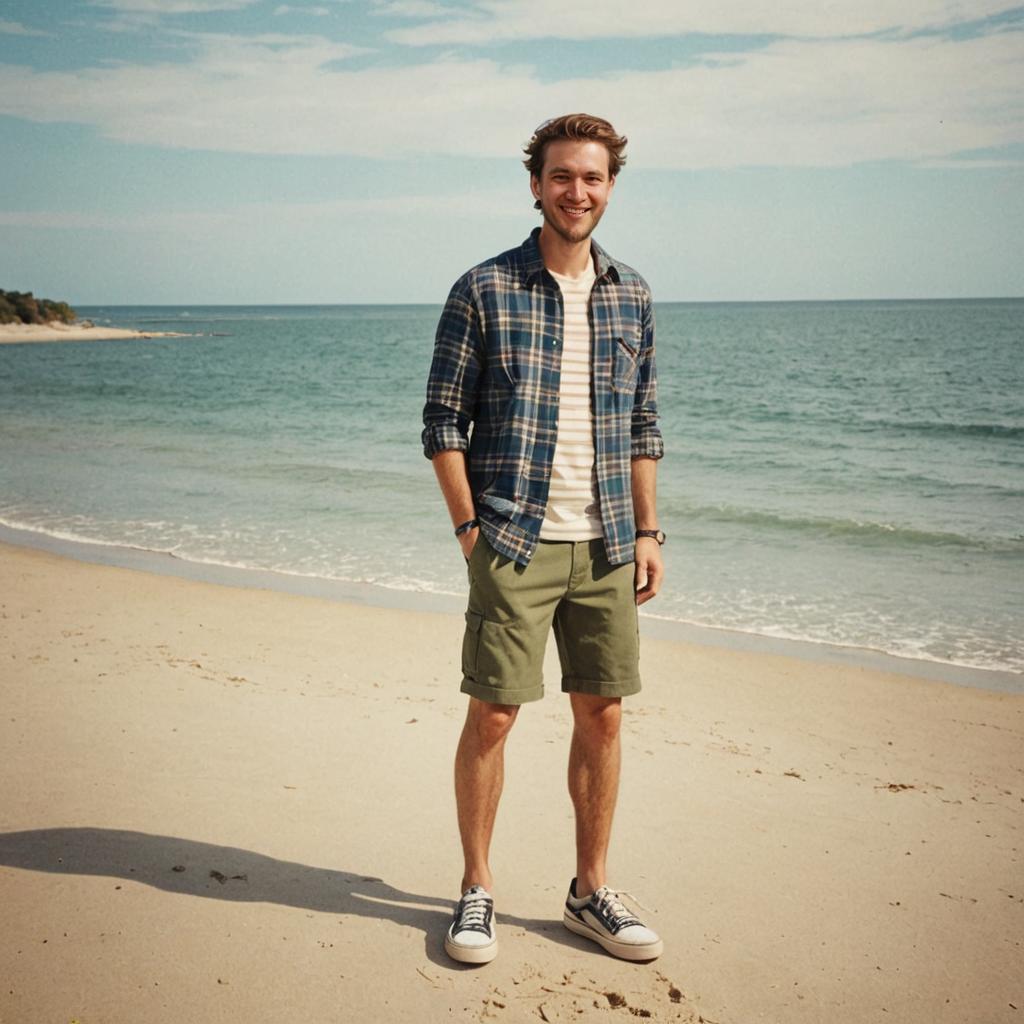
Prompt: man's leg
<box><xmin>567</xmin><ymin>692</ymin><xmax>622</xmax><ymax>897</ymax></box>
<box><xmin>454</xmin><ymin>696</ymin><xmax>519</xmax><ymax>893</ymax></box>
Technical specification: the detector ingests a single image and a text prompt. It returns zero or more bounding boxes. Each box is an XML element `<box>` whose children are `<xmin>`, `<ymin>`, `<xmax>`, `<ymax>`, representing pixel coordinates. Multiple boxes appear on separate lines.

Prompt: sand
<box><xmin>1</xmin><ymin>539</ymin><xmax>1020</xmax><ymax>1023</ymax></box>
<box><xmin>0</xmin><ymin>321</ymin><xmax>192</xmax><ymax>344</ymax></box>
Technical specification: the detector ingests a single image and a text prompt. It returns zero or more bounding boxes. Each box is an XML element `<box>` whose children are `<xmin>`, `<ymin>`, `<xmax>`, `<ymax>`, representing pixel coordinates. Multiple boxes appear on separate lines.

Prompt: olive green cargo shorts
<box><xmin>461</xmin><ymin>535</ymin><xmax>641</xmax><ymax>705</ymax></box>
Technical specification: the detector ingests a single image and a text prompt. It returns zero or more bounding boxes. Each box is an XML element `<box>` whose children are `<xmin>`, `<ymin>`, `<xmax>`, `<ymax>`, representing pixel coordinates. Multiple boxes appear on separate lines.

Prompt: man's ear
<box><xmin>530</xmin><ymin>174</ymin><xmax>541</xmax><ymax>202</ymax></box>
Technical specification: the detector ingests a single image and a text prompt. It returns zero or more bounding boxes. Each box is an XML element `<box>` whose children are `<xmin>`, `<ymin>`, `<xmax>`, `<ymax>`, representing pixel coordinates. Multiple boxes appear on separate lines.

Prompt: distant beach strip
<box><xmin>0</xmin><ymin>321</ymin><xmax>194</xmax><ymax>343</ymax></box>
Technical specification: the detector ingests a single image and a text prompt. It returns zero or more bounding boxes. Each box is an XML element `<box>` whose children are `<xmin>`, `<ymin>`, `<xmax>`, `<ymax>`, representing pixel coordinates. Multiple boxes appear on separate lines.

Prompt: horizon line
<box><xmin>72</xmin><ymin>295</ymin><xmax>1024</xmax><ymax>308</ymax></box>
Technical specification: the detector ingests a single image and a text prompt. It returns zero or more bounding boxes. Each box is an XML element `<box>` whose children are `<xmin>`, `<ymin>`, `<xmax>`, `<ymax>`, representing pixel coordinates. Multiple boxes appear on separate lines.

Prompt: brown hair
<box><xmin>523</xmin><ymin>113</ymin><xmax>627</xmax><ymax>185</ymax></box>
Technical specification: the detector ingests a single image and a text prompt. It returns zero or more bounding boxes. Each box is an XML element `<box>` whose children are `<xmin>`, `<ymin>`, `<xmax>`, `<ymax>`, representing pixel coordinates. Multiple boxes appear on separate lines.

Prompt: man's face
<box><xmin>530</xmin><ymin>139</ymin><xmax>615</xmax><ymax>246</ymax></box>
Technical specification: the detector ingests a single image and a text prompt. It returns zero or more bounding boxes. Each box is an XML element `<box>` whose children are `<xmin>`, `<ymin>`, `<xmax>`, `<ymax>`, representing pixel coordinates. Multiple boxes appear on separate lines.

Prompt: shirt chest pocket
<box><xmin>611</xmin><ymin>332</ymin><xmax>640</xmax><ymax>394</ymax></box>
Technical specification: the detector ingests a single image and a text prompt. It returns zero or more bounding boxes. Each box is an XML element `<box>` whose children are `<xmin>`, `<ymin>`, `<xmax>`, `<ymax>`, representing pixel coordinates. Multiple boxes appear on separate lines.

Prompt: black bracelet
<box><xmin>454</xmin><ymin>518</ymin><xmax>479</xmax><ymax>537</ymax></box>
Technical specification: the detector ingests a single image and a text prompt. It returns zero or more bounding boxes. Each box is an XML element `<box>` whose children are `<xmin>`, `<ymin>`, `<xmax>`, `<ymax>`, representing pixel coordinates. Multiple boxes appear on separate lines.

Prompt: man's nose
<box><xmin>566</xmin><ymin>179</ymin><xmax>586</xmax><ymax>201</ymax></box>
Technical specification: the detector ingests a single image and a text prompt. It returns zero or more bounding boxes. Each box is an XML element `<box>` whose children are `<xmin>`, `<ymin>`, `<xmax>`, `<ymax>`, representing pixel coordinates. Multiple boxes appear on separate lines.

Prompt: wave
<box><xmin>854</xmin><ymin>419</ymin><xmax>1024</xmax><ymax>441</ymax></box>
<box><xmin>639</xmin><ymin>610</ymin><xmax>1024</xmax><ymax>677</ymax></box>
<box><xmin>0</xmin><ymin>516</ymin><xmax>464</xmax><ymax>595</ymax></box>
<box><xmin>675</xmin><ymin>502</ymin><xmax>1024</xmax><ymax>551</ymax></box>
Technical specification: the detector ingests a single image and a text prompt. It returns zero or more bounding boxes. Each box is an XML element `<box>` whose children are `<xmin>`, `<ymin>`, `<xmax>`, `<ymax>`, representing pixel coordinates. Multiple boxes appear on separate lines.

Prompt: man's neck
<box><xmin>537</xmin><ymin>225</ymin><xmax>594</xmax><ymax>278</ymax></box>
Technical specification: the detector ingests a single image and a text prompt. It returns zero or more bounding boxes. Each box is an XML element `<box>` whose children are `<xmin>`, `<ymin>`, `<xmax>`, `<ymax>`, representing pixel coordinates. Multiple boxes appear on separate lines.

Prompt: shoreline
<box><xmin>1</xmin><ymin>521</ymin><xmax>1018</xmax><ymax>694</ymax></box>
<box><xmin>0</xmin><ymin>321</ymin><xmax>194</xmax><ymax>344</ymax></box>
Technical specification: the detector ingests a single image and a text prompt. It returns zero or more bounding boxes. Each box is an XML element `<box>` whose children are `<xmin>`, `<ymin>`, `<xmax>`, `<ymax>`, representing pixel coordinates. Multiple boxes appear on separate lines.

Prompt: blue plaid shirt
<box><xmin>422</xmin><ymin>227</ymin><xmax>664</xmax><ymax>567</ymax></box>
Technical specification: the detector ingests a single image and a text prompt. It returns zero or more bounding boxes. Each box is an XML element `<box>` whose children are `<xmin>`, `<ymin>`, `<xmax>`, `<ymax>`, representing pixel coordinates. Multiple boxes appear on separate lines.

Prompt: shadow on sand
<box><xmin>0</xmin><ymin>827</ymin><xmax>587</xmax><ymax>968</ymax></box>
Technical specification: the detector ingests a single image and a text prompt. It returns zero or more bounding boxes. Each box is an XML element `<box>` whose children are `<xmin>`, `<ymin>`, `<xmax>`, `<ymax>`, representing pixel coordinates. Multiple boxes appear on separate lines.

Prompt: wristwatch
<box><xmin>636</xmin><ymin>529</ymin><xmax>666</xmax><ymax>545</ymax></box>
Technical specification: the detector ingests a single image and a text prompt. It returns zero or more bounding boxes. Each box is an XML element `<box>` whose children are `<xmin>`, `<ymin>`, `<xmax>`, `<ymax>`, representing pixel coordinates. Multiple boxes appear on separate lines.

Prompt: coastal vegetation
<box><xmin>0</xmin><ymin>289</ymin><xmax>77</xmax><ymax>325</ymax></box>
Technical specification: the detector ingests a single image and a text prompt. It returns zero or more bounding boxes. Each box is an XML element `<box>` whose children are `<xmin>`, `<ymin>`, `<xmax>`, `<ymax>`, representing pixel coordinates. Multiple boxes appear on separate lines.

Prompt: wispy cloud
<box><xmin>385</xmin><ymin>0</ymin><xmax>1019</xmax><ymax>44</ymax></box>
<box><xmin>0</xmin><ymin>19</ymin><xmax>49</xmax><ymax>36</ymax></box>
<box><xmin>90</xmin><ymin>0</ymin><xmax>260</xmax><ymax>13</ymax></box>
<box><xmin>0</xmin><ymin>29</ymin><xmax>1021</xmax><ymax>168</ymax></box>
<box><xmin>371</xmin><ymin>0</ymin><xmax>454</xmax><ymax>16</ymax></box>
<box><xmin>274</xmin><ymin>4</ymin><xmax>332</xmax><ymax>14</ymax></box>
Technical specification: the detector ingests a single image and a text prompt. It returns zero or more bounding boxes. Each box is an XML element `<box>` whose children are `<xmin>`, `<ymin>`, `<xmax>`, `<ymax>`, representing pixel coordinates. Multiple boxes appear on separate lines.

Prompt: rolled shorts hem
<box><xmin>460</xmin><ymin>676</ymin><xmax>545</xmax><ymax>706</ymax></box>
<box><xmin>561</xmin><ymin>675</ymin><xmax>641</xmax><ymax>699</ymax></box>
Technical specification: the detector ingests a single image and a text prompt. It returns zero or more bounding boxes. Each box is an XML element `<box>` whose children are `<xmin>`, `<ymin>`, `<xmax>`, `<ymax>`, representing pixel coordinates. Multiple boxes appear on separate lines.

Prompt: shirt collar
<box><xmin>521</xmin><ymin>226</ymin><xmax>620</xmax><ymax>286</ymax></box>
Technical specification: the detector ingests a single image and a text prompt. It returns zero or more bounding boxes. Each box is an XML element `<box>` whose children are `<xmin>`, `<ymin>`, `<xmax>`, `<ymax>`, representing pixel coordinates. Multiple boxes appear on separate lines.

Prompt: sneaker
<box><xmin>563</xmin><ymin>878</ymin><xmax>663</xmax><ymax>961</ymax></box>
<box><xmin>445</xmin><ymin>885</ymin><xmax>498</xmax><ymax>964</ymax></box>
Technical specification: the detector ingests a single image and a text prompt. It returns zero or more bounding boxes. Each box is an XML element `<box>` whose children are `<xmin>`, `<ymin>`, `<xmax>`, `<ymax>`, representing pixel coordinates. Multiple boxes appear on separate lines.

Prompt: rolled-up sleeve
<box><xmin>422</xmin><ymin>279</ymin><xmax>483</xmax><ymax>459</ymax></box>
<box><xmin>630</xmin><ymin>294</ymin><xmax>664</xmax><ymax>460</ymax></box>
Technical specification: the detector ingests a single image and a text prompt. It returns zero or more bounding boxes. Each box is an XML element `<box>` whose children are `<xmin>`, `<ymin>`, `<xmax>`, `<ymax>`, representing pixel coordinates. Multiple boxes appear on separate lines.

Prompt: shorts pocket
<box><xmin>462</xmin><ymin>610</ymin><xmax>483</xmax><ymax>678</ymax></box>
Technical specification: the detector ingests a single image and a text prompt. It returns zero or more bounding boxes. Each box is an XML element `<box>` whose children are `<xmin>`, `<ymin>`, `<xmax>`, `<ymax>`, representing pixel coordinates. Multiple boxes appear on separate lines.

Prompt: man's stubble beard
<box><xmin>539</xmin><ymin>200</ymin><xmax>604</xmax><ymax>246</ymax></box>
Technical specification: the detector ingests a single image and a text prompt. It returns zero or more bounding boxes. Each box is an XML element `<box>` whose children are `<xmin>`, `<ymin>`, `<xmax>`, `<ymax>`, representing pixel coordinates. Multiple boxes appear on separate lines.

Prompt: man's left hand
<box><xmin>634</xmin><ymin>537</ymin><xmax>664</xmax><ymax>605</ymax></box>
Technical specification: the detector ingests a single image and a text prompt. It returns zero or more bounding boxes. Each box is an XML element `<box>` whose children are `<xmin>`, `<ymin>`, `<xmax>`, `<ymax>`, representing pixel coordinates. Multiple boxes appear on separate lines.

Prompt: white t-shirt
<box><xmin>540</xmin><ymin>262</ymin><xmax>603</xmax><ymax>541</ymax></box>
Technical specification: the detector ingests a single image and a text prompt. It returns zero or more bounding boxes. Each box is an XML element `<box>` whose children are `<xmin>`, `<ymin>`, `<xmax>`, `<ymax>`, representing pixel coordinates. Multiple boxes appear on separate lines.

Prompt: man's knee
<box><xmin>571</xmin><ymin>694</ymin><xmax>622</xmax><ymax>743</ymax></box>
<box><xmin>465</xmin><ymin>697</ymin><xmax>520</xmax><ymax>748</ymax></box>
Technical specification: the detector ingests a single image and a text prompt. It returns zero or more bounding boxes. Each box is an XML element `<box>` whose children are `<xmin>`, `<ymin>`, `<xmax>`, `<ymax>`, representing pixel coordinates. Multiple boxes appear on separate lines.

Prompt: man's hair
<box><xmin>523</xmin><ymin>113</ymin><xmax>628</xmax><ymax>183</ymax></box>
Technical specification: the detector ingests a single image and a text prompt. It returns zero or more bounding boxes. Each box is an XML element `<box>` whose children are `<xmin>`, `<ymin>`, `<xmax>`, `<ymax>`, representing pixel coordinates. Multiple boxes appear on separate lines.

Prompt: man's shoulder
<box><xmin>450</xmin><ymin>238</ymin><xmax>532</xmax><ymax>295</ymax></box>
<box><xmin>593</xmin><ymin>243</ymin><xmax>652</xmax><ymax>298</ymax></box>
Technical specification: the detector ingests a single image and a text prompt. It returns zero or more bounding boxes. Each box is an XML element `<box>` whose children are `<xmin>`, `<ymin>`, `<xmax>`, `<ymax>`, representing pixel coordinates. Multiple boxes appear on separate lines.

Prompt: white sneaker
<box><xmin>445</xmin><ymin>885</ymin><xmax>498</xmax><ymax>964</ymax></box>
<box><xmin>563</xmin><ymin>878</ymin><xmax>663</xmax><ymax>961</ymax></box>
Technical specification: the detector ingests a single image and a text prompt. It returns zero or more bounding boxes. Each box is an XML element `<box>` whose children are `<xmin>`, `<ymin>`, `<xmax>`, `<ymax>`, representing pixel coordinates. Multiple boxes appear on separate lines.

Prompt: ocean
<box><xmin>1</xmin><ymin>299</ymin><xmax>1021</xmax><ymax>683</ymax></box>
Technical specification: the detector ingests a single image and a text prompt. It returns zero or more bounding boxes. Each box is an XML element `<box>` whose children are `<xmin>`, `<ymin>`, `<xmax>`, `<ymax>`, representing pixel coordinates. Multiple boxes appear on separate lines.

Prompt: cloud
<box><xmin>90</xmin><ymin>0</ymin><xmax>259</xmax><ymax>12</ymax></box>
<box><xmin>0</xmin><ymin>30</ymin><xmax>1021</xmax><ymax>168</ymax></box>
<box><xmin>0</xmin><ymin>19</ymin><xmax>48</xmax><ymax>36</ymax></box>
<box><xmin>385</xmin><ymin>0</ymin><xmax>1019</xmax><ymax>44</ymax></box>
<box><xmin>371</xmin><ymin>0</ymin><xmax>455</xmax><ymax>16</ymax></box>
<box><xmin>274</xmin><ymin>4</ymin><xmax>332</xmax><ymax>14</ymax></box>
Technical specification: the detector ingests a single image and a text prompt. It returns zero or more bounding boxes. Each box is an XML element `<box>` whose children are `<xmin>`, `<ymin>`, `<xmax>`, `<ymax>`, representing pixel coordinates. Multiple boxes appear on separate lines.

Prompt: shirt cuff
<box><xmin>422</xmin><ymin>423</ymin><xmax>470</xmax><ymax>459</ymax></box>
<box><xmin>630</xmin><ymin>434</ymin><xmax>665</xmax><ymax>460</ymax></box>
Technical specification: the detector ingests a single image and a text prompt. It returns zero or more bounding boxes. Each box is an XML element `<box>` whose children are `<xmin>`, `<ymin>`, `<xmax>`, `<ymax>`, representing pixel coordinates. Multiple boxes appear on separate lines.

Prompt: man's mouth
<box><xmin>561</xmin><ymin>206</ymin><xmax>589</xmax><ymax>219</ymax></box>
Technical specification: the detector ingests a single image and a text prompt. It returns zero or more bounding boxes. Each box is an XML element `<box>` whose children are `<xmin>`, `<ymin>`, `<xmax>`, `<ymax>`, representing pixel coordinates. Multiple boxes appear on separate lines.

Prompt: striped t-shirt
<box><xmin>540</xmin><ymin>262</ymin><xmax>603</xmax><ymax>541</ymax></box>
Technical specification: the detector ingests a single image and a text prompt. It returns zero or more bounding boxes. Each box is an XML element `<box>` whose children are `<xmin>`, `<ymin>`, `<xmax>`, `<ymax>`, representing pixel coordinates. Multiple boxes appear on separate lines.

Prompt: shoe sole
<box><xmin>444</xmin><ymin>934</ymin><xmax>498</xmax><ymax>964</ymax></box>
<box><xmin>563</xmin><ymin>911</ymin><xmax>664</xmax><ymax>961</ymax></box>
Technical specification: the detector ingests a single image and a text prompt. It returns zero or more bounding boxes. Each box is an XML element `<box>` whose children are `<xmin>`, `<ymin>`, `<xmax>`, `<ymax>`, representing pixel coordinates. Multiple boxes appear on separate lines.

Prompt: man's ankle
<box><xmin>574</xmin><ymin>873</ymin><xmax>606</xmax><ymax>899</ymax></box>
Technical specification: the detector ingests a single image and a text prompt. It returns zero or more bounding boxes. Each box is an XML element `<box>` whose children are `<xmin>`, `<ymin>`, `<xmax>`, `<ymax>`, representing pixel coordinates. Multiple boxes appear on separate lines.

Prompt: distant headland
<box><xmin>0</xmin><ymin>289</ymin><xmax>77</xmax><ymax>326</ymax></box>
<box><xmin>0</xmin><ymin>289</ymin><xmax>191</xmax><ymax>345</ymax></box>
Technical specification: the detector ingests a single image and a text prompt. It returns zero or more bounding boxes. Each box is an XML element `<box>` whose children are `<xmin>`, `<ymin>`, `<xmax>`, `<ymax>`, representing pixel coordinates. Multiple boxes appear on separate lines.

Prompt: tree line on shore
<box><xmin>0</xmin><ymin>289</ymin><xmax>77</xmax><ymax>325</ymax></box>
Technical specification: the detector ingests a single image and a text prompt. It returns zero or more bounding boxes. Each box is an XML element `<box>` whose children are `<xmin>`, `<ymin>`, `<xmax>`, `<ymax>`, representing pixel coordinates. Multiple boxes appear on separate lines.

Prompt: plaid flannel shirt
<box><xmin>422</xmin><ymin>227</ymin><xmax>664</xmax><ymax>567</ymax></box>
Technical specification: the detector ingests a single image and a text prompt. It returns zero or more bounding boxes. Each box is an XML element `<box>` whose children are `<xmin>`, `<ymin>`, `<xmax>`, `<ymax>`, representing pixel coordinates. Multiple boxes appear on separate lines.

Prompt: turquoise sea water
<box><xmin>1</xmin><ymin>300</ymin><xmax>1021</xmax><ymax>678</ymax></box>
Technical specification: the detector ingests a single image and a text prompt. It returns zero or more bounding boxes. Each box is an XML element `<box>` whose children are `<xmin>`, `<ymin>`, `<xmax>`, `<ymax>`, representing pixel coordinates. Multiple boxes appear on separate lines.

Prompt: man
<box><xmin>422</xmin><ymin>113</ymin><xmax>665</xmax><ymax>965</ymax></box>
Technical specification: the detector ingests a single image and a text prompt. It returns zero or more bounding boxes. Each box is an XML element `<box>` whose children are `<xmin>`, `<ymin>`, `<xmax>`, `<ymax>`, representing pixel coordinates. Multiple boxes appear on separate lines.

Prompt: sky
<box><xmin>1</xmin><ymin>0</ymin><xmax>1023</xmax><ymax>304</ymax></box>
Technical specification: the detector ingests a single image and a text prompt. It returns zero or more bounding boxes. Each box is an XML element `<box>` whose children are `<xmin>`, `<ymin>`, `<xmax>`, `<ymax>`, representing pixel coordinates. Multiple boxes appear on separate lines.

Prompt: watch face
<box><xmin>638</xmin><ymin>530</ymin><xmax>666</xmax><ymax>544</ymax></box>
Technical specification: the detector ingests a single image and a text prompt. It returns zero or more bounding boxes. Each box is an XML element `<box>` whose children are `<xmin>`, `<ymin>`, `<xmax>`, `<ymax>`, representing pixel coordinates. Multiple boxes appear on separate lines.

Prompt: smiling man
<box><xmin>422</xmin><ymin>114</ymin><xmax>665</xmax><ymax>965</ymax></box>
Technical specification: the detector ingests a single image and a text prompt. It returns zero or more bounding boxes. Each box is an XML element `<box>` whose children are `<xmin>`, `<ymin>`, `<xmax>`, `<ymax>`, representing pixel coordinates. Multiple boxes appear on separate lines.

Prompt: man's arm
<box><xmin>630</xmin><ymin>292</ymin><xmax>664</xmax><ymax>461</ymax></box>
<box><xmin>631</xmin><ymin>455</ymin><xmax>663</xmax><ymax>605</ymax></box>
<box><xmin>423</xmin><ymin>278</ymin><xmax>484</xmax><ymax>558</ymax></box>
<box><xmin>422</xmin><ymin>279</ymin><xmax>482</xmax><ymax>461</ymax></box>
<box><xmin>432</xmin><ymin>449</ymin><xmax>479</xmax><ymax>559</ymax></box>
<box><xmin>631</xmin><ymin>289</ymin><xmax>665</xmax><ymax>604</ymax></box>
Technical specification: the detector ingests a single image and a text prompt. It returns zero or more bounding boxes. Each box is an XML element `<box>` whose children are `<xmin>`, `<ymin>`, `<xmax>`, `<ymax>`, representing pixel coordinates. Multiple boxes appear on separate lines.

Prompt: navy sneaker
<box><xmin>445</xmin><ymin>885</ymin><xmax>498</xmax><ymax>964</ymax></box>
<box><xmin>563</xmin><ymin>878</ymin><xmax>663</xmax><ymax>961</ymax></box>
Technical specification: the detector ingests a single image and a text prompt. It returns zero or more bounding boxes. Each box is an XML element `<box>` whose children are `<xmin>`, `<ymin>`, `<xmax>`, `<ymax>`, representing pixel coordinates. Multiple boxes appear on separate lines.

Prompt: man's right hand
<box><xmin>458</xmin><ymin>526</ymin><xmax>480</xmax><ymax>561</ymax></box>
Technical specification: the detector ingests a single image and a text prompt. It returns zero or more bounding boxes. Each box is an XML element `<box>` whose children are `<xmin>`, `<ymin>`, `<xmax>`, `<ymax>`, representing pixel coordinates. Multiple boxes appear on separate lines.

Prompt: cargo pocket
<box><xmin>462</xmin><ymin>610</ymin><xmax>483</xmax><ymax>679</ymax></box>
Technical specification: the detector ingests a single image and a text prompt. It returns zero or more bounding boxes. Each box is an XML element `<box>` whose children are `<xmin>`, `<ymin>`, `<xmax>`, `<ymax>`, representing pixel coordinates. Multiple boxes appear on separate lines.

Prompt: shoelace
<box><xmin>591</xmin><ymin>886</ymin><xmax>652</xmax><ymax>928</ymax></box>
<box><xmin>456</xmin><ymin>889</ymin><xmax>492</xmax><ymax>934</ymax></box>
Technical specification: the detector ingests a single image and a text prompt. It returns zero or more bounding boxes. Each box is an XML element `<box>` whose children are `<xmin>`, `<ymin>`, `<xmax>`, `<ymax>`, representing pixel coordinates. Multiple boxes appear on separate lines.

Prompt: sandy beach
<box><xmin>0</xmin><ymin>321</ymin><xmax>192</xmax><ymax>344</ymax></box>
<box><xmin>1</xmin><ymin>539</ymin><xmax>1020</xmax><ymax>1023</ymax></box>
